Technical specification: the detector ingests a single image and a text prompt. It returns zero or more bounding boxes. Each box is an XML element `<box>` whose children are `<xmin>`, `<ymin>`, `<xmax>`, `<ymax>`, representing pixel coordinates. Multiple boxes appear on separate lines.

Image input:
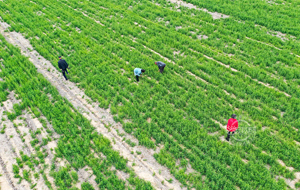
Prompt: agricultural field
<box><xmin>0</xmin><ymin>0</ymin><xmax>300</xmax><ymax>189</ymax></box>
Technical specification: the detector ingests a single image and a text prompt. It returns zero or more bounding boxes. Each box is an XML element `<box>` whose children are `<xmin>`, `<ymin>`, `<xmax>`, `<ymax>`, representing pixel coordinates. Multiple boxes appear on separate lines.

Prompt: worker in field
<box><xmin>155</xmin><ymin>61</ymin><xmax>166</xmax><ymax>73</ymax></box>
<box><xmin>58</xmin><ymin>56</ymin><xmax>69</xmax><ymax>80</ymax></box>
<box><xmin>226</xmin><ymin>114</ymin><xmax>239</xmax><ymax>141</ymax></box>
<box><xmin>134</xmin><ymin>68</ymin><xmax>145</xmax><ymax>82</ymax></box>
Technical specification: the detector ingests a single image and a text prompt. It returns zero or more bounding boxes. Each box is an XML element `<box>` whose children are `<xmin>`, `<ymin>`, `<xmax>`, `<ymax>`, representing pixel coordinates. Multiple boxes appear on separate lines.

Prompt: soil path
<box><xmin>167</xmin><ymin>0</ymin><xmax>229</xmax><ymax>19</ymax></box>
<box><xmin>0</xmin><ymin>21</ymin><xmax>184</xmax><ymax>190</ymax></box>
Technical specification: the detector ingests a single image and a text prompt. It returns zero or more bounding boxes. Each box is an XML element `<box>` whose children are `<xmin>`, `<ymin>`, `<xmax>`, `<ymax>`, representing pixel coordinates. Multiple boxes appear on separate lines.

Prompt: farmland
<box><xmin>0</xmin><ymin>0</ymin><xmax>300</xmax><ymax>189</ymax></box>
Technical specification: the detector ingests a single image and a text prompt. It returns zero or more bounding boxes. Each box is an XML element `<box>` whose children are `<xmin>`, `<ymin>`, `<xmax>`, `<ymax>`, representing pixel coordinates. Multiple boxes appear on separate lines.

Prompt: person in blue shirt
<box><xmin>134</xmin><ymin>68</ymin><xmax>145</xmax><ymax>82</ymax></box>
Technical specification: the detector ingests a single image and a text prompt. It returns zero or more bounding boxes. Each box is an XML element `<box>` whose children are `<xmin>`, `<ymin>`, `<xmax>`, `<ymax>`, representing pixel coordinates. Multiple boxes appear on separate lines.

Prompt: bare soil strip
<box><xmin>0</xmin><ymin>21</ymin><xmax>183</xmax><ymax>190</ymax></box>
<box><xmin>0</xmin><ymin>163</ymin><xmax>14</xmax><ymax>190</ymax></box>
<box><xmin>167</xmin><ymin>0</ymin><xmax>229</xmax><ymax>19</ymax></box>
<box><xmin>0</xmin><ymin>155</ymin><xmax>16</xmax><ymax>190</ymax></box>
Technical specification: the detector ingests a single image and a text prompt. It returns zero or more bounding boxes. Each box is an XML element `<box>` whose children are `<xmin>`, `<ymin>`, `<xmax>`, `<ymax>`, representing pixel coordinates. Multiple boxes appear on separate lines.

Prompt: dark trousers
<box><xmin>159</xmin><ymin>66</ymin><xmax>165</xmax><ymax>73</ymax></box>
<box><xmin>136</xmin><ymin>75</ymin><xmax>139</xmax><ymax>82</ymax></box>
<box><xmin>226</xmin><ymin>131</ymin><xmax>235</xmax><ymax>141</ymax></box>
<box><xmin>62</xmin><ymin>69</ymin><xmax>68</xmax><ymax>80</ymax></box>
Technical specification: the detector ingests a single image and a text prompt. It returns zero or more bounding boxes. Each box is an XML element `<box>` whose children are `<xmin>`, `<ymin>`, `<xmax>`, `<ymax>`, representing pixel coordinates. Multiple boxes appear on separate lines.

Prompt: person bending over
<box><xmin>155</xmin><ymin>61</ymin><xmax>166</xmax><ymax>73</ymax></box>
<box><xmin>134</xmin><ymin>68</ymin><xmax>145</xmax><ymax>82</ymax></box>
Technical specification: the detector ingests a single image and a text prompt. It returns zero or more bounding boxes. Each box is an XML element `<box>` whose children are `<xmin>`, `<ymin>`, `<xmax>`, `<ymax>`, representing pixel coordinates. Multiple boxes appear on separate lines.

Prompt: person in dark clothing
<box><xmin>58</xmin><ymin>56</ymin><xmax>69</xmax><ymax>80</ymax></box>
<box><xmin>226</xmin><ymin>114</ymin><xmax>239</xmax><ymax>141</ymax></box>
<box><xmin>134</xmin><ymin>68</ymin><xmax>145</xmax><ymax>82</ymax></box>
<box><xmin>155</xmin><ymin>61</ymin><xmax>166</xmax><ymax>73</ymax></box>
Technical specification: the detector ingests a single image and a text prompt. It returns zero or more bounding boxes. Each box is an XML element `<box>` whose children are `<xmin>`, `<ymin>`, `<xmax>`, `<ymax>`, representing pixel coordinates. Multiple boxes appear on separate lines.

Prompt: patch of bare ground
<box><xmin>5</xmin><ymin>86</ymin><xmax>63</xmax><ymax>187</ymax></box>
<box><xmin>265</xmin><ymin>164</ymin><xmax>271</xmax><ymax>170</ymax></box>
<box><xmin>277</xmin><ymin>159</ymin><xmax>294</xmax><ymax>172</ymax></box>
<box><xmin>173</xmin><ymin>50</ymin><xmax>180</xmax><ymax>56</ymax></box>
<box><xmin>242</xmin><ymin>159</ymin><xmax>248</xmax><ymax>164</ymax></box>
<box><xmin>75</xmin><ymin>166</ymin><xmax>99</xmax><ymax>190</ymax></box>
<box><xmin>109</xmin><ymin>165</ymin><xmax>133</xmax><ymax>188</ymax></box>
<box><xmin>275</xmin><ymin>159</ymin><xmax>300</xmax><ymax>188</ymax></box>
<box><xmin>167</xmin><ymin>0</ymin><xmax>229</xmax><ymax>20</ymax></box>
<box><xmin>0</xmin><ymin>136</ymin><xmax>21</xmax><ymax>190</ymax></box>
<box><xmin>219</xmin><ymin>136</ymin><xmax>232</xmax><ymax>144</ymax></box>
<box><xmin>223</xmin><ymin>89</ymin><xmax>230</xmax><ymax>96</ymax></box>
<box><xmin>267</xmin><ymin>31</ymin><xmax>289</xmax><ymax>41</ymax></box>
<box><xmin>2</xmin><ymin>100</ymin><xmax>56</xmax><ymax>188</ymax></box>
<box><xmin>0</xmin><ymin>112</ymin><xmax>32</xmax><ymax>190</ymax></box>
<box><xmin>294</xmin><ymin>140</ymin><xmax>300</xmax><ymax>146</ymax></box>
<box><xmin>262</xmin><ymin>126</ymin><xmax>268</xmax><ymax>131</ymax></box>
<box><xmin>0</xmin><ymin>21</ymin><xmax>183</xmax><ymax>190</ymax></box>
<box><xmin>175</xmin><ymin>26</ymin><xmax>182</xmax><ymax>30</ymax></box>
<box><xmin>25</xmin><ymin>111</ymin><xmax>59</xmax><ymax>187</ymax></box>
<box><xmin>2</xmin><ymin>99</ymin><xmax>14</xmax><ymax>112</ymax></box>
<box><xmin>197</xmin><ymin>35</ymin><xmax>208</xmax><ymax>40</ymax></box>
<box><xmin>276</xmin><ymin>173</ymin><xmax>300</xmax><ymax>189</ymax></box>
<box><xmin>185</xmin><ymin>163</ymin><xmax>197</xmax><ymax>174</ymax></box>
<box><xmin>0</xmin><ymin>165</ymin><xmax>13</xmax><ymax>190</ymax></box>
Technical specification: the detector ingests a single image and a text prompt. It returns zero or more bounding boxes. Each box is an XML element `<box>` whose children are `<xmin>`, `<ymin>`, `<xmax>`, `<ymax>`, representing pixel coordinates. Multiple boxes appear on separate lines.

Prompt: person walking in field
<box><xmin>155</xmin><ymin>61</ymin><xmax>166</xmax><ymax>73</ymax></box>
<box><xmin>226</xmin><ymin>114</ymin><xmax>239</xmax><ymax>141</ymax></box>
<box><xmin>134</xmin><ymin>68</ymin><xmax>145</xmax><ymax>82</ymax></box>
<box><xmin>58</xmin><ymin>56</ymin><xmax>69</xmax><ymax>80</ymax></box>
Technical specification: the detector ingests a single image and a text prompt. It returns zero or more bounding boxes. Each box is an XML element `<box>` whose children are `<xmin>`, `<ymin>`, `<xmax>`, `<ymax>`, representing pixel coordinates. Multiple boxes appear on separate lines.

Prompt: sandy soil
<box><xmin>0</xmin><ymin>20</ymin><xmax>184</xmax><ymax>190</ymax></box>
<box><xmin>0</xmin><ymin>127</ymin><xmax>30</xmax><ymax>190</ymax></box>
<box><xmin>167</xmin><ymin>0</ymin><xmax>229</xmax><ymax>20</ymax></box>
<box><xmin>277</xmin><ymin>159</ymin><xmax>294</xmax><ymax>172</ymax></box>
<box><xmin>197</xmin><ymin>35</ymin><xmax>208</xmax><ymax>40</ymax></box>
<box><xmin>0</xmin><ymin>164</ymin><xmax>13</xmax><ymax>190</ymax></box>
<box><xmin>276</xmin><ymin>173</ymin><xmax>300</xmax><ymax>189</ymax></box>
<box><xmin>75</xmin><ymin>166</ymin><xmax>99</xmax><ymax>190</ymax></box>
<box><xmin>1</xmin><ymin>96</ymin><xmax>53</xmax><ymax>189</ymax></box>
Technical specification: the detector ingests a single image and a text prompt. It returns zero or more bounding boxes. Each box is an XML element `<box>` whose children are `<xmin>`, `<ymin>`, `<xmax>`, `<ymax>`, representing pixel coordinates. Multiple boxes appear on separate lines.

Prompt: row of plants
<box><xmin>0</xmin><ymin>34</ymin><xmax>153</xmax><ymax>189</ymax></box>
<box><xmin>0</xmin><ymin>0</ymin><xmax>299</xmax><ymax>189</ymax></box>
<box><xmin>182</xmin><ymin>0</ymin><xmax>300</xmax><ymax>37</ymax></box>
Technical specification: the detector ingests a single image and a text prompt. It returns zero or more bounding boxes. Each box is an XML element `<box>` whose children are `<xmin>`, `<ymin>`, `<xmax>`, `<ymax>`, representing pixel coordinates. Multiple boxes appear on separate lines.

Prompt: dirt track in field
<box><xmin>0</xmin><ymin>20</ymin><xmax>184</xmax><ymax>190</ymax></box>
<box><xmin>167</xmin><ymin>0</ymin><xmax>229</xmax><ymax>19</ymax></box>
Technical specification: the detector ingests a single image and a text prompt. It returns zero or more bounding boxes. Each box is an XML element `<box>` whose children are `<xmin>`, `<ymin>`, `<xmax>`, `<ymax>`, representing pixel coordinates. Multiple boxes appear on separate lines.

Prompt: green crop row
<box><xmin>0</xmin><ymin>0</ymin><xmax>299</xmax><ymax>189</ymax></box>
<box><xmin>0</xmin><ymin>33</ymin><xmax>153</xmax><ymax>189</ymax></box>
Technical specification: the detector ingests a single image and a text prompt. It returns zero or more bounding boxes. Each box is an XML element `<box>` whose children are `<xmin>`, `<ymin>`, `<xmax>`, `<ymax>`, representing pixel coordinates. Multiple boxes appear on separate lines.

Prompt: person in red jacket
<box><xmin>226</xmin><ymin>114</ymin><xmax>238</xmax><ymax>141</ymax></box>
